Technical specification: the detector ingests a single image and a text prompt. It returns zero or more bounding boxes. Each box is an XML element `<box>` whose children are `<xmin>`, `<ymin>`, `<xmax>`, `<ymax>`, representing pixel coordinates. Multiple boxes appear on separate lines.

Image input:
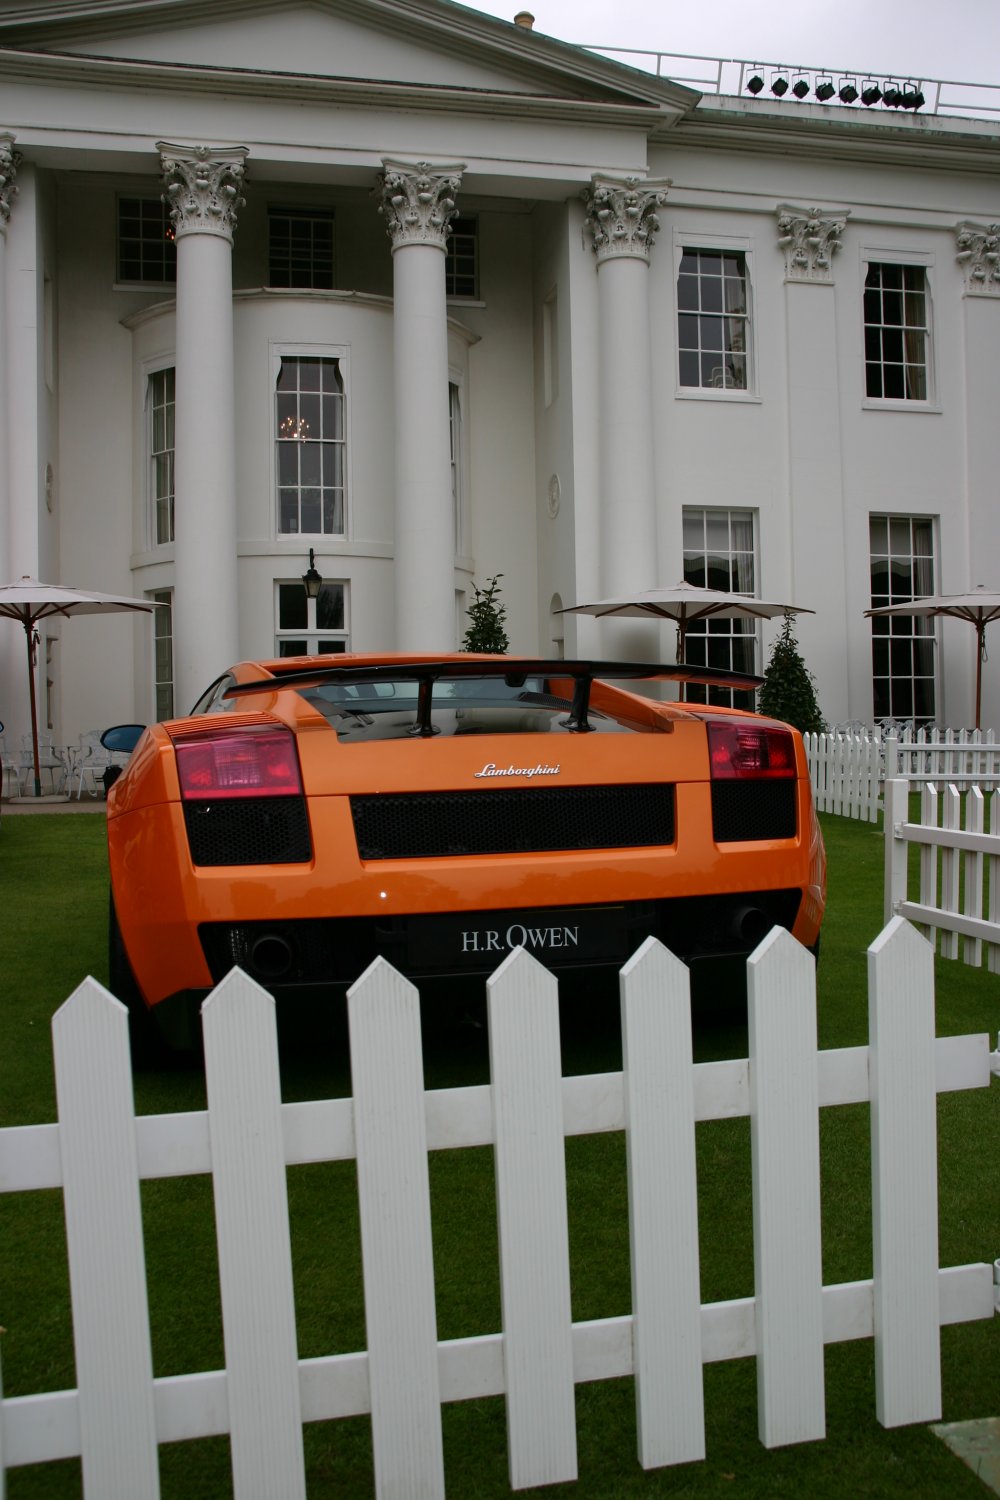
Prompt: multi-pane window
<box><xmin>275</xmin><ymin>356</ymin><xmax>345</xmax><ymax>535</ymax></box>
<box><xmin>275</xmin><ymin>581</ymin><xmax>349</xmax><ymax>656</ymax></box>
<box><xmin>268</xmin><ymin>207</ymin><xmax>334</xmax><ymax>289</ymax></box>
<box><xmin>149</xmin><ymin>367</ymin><xmax>175</xmax><ymax>546</ymax></box>
<box><xmin>869</xmin><ymin>515</ymin><xmax>936</xmax><ymax>723</ymax></box>
<box><xmin>149</xmin><ymin>590</ymin><xmax>174</xmax><ymax>721</ymax></box>
<box><xmin>682</xmin><ymin>507</ymin><xmax>757</xmax><ymax>709</ymax></box>
<box><xmin>863</xmin><ymin>264</ymin><xmax>929</xmax><ymax>401</ymax></box>
<box><xmin>678</xmin><ymin>249</ymin><xmax>750</xmax><ymax>392</ymax></box>
<box><xmin>445</xmin><ymin>216</ymin><xmax>478</xmax><ymax>298</ymax></box>
<box><xmin>118</xmin><ymin>197</ymin><xmax>176</xmax><ymax>284</ymax></box>
<box><xmin>449</xmin><ymin>382</ymin><xmax>463</xmax><ymax>556</ymax></box>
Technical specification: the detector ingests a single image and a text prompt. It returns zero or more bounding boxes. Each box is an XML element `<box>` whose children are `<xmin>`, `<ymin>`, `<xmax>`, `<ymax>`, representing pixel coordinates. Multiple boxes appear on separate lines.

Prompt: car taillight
<box><xmin>175</xmin><ymin>726</ymin><xmax>303</xmax><ymax>799</ymax></box>
<box><xmin>707</xmin><ymin>722</ymin><xmax>796</xmax><ymax>780</ymax></box>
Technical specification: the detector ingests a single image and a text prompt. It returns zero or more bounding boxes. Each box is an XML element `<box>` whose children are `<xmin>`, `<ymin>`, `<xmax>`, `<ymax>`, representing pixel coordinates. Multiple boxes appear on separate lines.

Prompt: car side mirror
<box><xmin>100</xmin><ymin>724</ymin><xmax>145</xmax><ymax>755</ymax></box>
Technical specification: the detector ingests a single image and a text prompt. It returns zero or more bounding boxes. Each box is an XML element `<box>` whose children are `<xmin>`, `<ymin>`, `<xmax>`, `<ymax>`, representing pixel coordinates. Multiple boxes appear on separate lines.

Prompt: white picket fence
<box><xmin>885</xmin><ymin>776</ymin><xmax>1000</xmax><ymax>971</ymax></box>
<box><xmin>807</xmin><ymin>725</ymin><xmax>1000</xmax><ymax>822</ymax></box>
<box><xmin>1</xmin><ymin>928</ymin><xmax>998</xmax><ymax>1498</ymax></box>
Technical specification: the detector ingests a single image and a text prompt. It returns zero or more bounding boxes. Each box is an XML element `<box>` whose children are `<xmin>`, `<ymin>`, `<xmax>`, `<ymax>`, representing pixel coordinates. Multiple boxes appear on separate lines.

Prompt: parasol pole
<box><xmin>975</xmin><ymin>619</ymin><xmax>985</xmax><ymax>732</ymax></box>
<box><xmin>24</xmin><ymin>614</ymin><xmax>41</xmax><ymax>797</ymax></box>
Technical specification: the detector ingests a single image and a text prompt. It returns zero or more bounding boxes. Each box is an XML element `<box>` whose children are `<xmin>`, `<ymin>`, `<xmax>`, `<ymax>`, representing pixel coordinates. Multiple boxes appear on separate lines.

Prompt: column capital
<box><xmin>955</xmin><ymin>220</ymin><xmax>1000</xmax><ymax>296</ymax></box>
<box><xmin>776</xmin><ymin>204</ymin><xmax>849</xmax><ymax>281</ymax></box>
<box><xmin>0</xmin><ymin>134</ymin><xmax>20</xmax><ymax>233</ymax></box>
<box><xmin>584</xmin><ymin>175</ymin><xmax>670</xmax><ymax>266</ymax></box>
<box><xmin>158</xmin><ymin>142</ymin><xmax>248</xmax><ymax>243</ymax></box>
<box><xmin>377</xmin><ymin>159</ymin><xmax>465</xmax><ymax>251</ymax></box>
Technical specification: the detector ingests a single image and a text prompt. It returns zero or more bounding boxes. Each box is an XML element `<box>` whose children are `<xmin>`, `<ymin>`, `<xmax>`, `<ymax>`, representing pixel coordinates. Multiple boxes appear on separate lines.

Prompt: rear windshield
<box><xmin>300</xmin><ymin>674</ymin><xmax>636</xmax><ymax>742</ymax></box>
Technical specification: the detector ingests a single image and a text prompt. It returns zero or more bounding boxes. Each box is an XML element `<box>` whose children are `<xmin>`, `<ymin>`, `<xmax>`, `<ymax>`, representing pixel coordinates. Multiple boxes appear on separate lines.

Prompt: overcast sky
<box><xmin>463</xmin><ymin>0</ymin><xmax>1000</xmax><ymax>91</ymax></box>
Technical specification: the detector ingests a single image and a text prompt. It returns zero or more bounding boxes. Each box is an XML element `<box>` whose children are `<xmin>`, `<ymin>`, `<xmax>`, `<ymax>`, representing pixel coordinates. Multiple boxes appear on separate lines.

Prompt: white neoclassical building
<box><xmin>1</xmin><ymin>0</ymin><xmax>999</xmax><ymax>748</ymax></box>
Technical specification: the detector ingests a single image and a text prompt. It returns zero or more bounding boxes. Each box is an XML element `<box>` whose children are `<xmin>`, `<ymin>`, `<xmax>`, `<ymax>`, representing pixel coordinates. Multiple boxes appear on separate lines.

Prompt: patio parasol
<box><xmin>865</xmin><ymin>585</ymin><xmax>1000</xmax><ymax>730</ymax></box>
<box><xmin>558</xmin><ymin>580</ymin><xmax>814</xmax><ymax>663</ymax></box>
<box><xmin>0</xmin><ymin>577</ymin><xmax>158</xmax><ymax>797</ymax></box>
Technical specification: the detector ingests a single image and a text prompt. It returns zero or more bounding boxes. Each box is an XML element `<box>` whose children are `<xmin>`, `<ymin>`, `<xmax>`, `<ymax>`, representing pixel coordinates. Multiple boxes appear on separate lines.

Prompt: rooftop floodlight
<box><xmin>746</xmin><ymin>72</ymin><xmax>765</xmax><ymax>94</ymax></box>
<box><xmin>861</xmin><ymin>80</ymin><xmax>882</xmax><ymax>105</ymax></box>
<box><xmin>882</xmin><ymin>82</ymin><xmax>903</xmax><ymax>107</ymax></box>
<box><xmin>838</xmin><ymin>78</ymin><xmax>859</xmax><ymax>103</ymax></box>
<box><xmin>901</xmin><ymin>81</ymin><xmax>925</xmax><ymax>109</ymax></box>
<box><xmin>815</xmin><ymin>77</ymin><xmax>836</xmax><ymax>101</ymax></box>
<box><xmin>792</xmin><ymin>77</ymin><xmax>810</xmax><ymax>98</ymax></box>
<box><xmin>771</xmin><ymin>73</ymin><xmax>789</xmax><ymax>96</ymax></box>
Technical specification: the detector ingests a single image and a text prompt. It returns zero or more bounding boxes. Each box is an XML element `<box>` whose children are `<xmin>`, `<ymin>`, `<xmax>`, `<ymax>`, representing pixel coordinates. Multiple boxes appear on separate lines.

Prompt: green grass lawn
<box><xmin>1</xmin><ymin>812</ymin><xmax>998</xmax><ymax>1498</ymax></box>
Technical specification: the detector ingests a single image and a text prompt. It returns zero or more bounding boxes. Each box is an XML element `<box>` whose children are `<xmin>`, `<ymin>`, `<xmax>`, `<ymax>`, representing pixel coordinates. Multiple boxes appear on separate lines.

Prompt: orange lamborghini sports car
<box><xmin>106</xmin><ymin>654</ymin><xmax>826</xmax><ymax>1049</ymax></box>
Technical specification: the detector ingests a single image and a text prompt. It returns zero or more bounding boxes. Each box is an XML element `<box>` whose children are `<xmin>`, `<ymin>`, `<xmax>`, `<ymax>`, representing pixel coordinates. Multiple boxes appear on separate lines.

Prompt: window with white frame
<box><xmin>863</xmin><ymin>262</ymin><xmax>930</xmax><ymax>401</ymax></box>
<box><xmin>449</xmin><ymin>381</ymin><xmax>463</xmax><ymax>557</ymax></box>
<box><xmin>118</xmin><ymin>197</ymin><xmax>176</xmax><ymax>284</ymax></box>
<box><xmin>275</xmin><ymin>580</ymin><xmax>349</xmax><ymax>656</ymax></box>
<box><xmin>149</xmin><ymin>589</ymin><xmax>174</xmax><ymax>720</ymax></box>
<box><xmin>677</xmin><ymin>248</ymin><xmax>751</xmax><ymax>392</ymax></box>
<box><xmin>682</xmin><ymin>507</ymin><xmax>758</xmax><ymax>709</ymax></box>
<box><xmin>446</xmin><ymin>216</ymin><xmax>478</xmax><ymax>298</ymax></box>
<box><xmin>268</xmin><ymin>206</ymin><xmax>334</xmax><ymax>289</ymax></box>
<box><xmin>869</xmin><ymin>515</ymin><xmax>936</xmax><ymax>723</ymax></box>
<box><xmin>275</xmin><ymin>355</ymin><xmax>346</xmax><ymax>535</ymax></box>
<box><xmin>148</xmin><ymin>366</ymin><xmax>175</xmax><ymax>546</ymax></box>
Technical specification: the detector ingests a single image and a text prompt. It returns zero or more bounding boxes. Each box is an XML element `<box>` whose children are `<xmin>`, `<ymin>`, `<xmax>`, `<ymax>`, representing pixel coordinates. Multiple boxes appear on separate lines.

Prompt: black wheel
<box><xmin>108</xmin><ymin>893</ymin><xmax>165</xmax><ymax>1067</ymax></box>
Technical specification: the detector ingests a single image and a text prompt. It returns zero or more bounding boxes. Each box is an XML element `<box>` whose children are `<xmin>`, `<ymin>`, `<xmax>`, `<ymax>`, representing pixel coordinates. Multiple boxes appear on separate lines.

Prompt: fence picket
<box><xmin>964</xmin><ymin>786</ymin><xmax>986</xmax><ymax>967</ymax></box>
<box><xmin>990</xmin><ymin>788</ymin><xmax>1000</xmax><ymax>975</ymax></box>
<box><xmin>868</xmin><ymin>918</ymin><xmax>942</xmax><ymax>1427</ymax></box>
<box><xmin>201</xmin><ymin>970</ymin><xmax>307</xmax><ymax>1500</ymax></box>
<box><xmin>747</xmin><ymin>929</ymin><xmax>826</xmax><ymax>1448</ymax></box>
<box><xmin>620</xmin><ymin>938</ymin><xmax>704</xmax><ymax>1468</ymax></box>
<box><xmin>488</xmin><ymin>948</ymin><xmax>577</xmax><ymax>1490</ymax></box>
<box><xmin>51</xmin><ymin>979</ymin><xmax>159</xmax><ymax>1500</ymax></box>
<box><xmin>347</xmin><ymin>958</ymin><xmax>445</xmax><ymax>1499</ymax></box>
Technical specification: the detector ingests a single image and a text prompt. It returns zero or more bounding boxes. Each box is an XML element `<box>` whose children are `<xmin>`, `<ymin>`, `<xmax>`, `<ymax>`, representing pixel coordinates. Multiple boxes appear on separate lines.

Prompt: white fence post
<box><xmin>347</xmin><ymin>958</ymin><xmax>445</xmax><ymax>1499</ymax></box>
<box><xmin>747</xmin><ymin>929</ymin><xmax>826</xmax><ymax>1448</ymax></box>
<box><xmin>201</xmin><ymin>970</ymin><xmax>307</xmax><ymax>1500</ymax></box>
<box><xmin>883</xmin><ymin>777</ymin><xmax>909</xmax><ymax>926</ymax></box>
<box><xmin>51</xmin><ymin>979</ymin><xmax>160</xmax><ymax>1500</ymax></box>
<box><xmin>488</xmin><ymin>948</ymin><xmax>577</xmax><ymax>1491</ymax></box>
<box><xmin>620</xmin><ymin>938</ymin><xmax>704</xmax><ymax>1468</ymax></box>
<box><xmin>868</xmin><ymin>918</ymin><xmax>941</xmax><ymax>1427</ymax></box>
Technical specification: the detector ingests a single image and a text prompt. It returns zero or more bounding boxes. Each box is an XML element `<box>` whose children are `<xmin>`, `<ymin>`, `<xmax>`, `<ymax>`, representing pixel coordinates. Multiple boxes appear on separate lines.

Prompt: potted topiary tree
<box><xmin>758</xmin><ymin>612</ymin><xmax>826</xmax><ymax>734</ymax></box>
<box><xmin>462</xmin><ymin>575</ymin><xmax>510</xmax><ymax>654</ymax></box>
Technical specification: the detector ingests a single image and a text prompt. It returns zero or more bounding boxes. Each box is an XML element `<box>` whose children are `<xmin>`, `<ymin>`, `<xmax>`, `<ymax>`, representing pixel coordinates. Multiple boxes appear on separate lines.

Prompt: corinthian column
<box><xmin>378</xmin><ymin>159</ymin><xmax>464</xmax><ymax>651</ymax></box>
<box><xmin>585</xmin><ymin>175</ymin><xmax>670</xmax><ymax>659</ymax></box>
<box><xmin>0</xmin><ymin>135</ymin><xmax>19</xmax><ymax>593</ymax></box>
<box><xmin>159</xmin><ymin>142</ymin><xmax>247</xmax><ymax>709</ymax></box>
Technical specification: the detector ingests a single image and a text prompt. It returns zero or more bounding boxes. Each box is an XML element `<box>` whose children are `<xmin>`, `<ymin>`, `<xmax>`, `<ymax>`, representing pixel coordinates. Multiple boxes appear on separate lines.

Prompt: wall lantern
<box><xmin>302</xmin><ymin>547</ymin><xmax>322</xmax><ymax>600</ymax></box>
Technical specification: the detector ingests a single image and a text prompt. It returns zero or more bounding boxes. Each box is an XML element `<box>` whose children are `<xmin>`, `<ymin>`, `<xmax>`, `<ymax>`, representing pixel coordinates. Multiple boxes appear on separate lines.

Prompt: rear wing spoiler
<box><xmin>224</xmin><ymin>658</ymin><xmax>764</xmax><ymax>736</ymax></box>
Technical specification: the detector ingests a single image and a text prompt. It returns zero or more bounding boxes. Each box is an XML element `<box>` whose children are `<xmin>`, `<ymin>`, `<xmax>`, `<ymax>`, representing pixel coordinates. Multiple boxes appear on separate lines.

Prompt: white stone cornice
<box><xmin>158</xmin><ymin>142</ymin><xmax>248</xmax><ymax>244</ymax></box>
<box><xmin>0</xmin><ymin>134</ymin><xmax>20</xmax><ymax>233</ymax></box>
<box><xmin>584</xmin><ymin>175</ymin><xmax>670</xmax><ymax>266</ymax></box>
<box><xmin>776</xmin><ymin>204</ymin><xmax>849</xmax><ymax>281</ymax></box>
<box><xmin>377</xmin><ymin>160</ymin><xmax>465</xmax><ymax>252</ymax></box>
<box><xmin>955</xmin><ymin>221</ymin><xmax>1000</xmax><ymax>295</ymax></box>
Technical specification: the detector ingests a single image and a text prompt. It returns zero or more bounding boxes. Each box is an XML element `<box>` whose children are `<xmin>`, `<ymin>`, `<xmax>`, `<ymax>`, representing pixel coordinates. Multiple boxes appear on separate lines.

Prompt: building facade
<box><xmin>1</xmin><ymin>0</ymin><xmax>999</xmax><ymax>748</ymax></box>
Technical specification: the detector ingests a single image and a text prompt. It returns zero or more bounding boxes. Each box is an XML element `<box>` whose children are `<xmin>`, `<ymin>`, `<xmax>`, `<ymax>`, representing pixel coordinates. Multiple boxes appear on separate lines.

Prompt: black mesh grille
<box><xmin>350</xmin><ymin>784</ymin><xmax>675</xmax><ymax>860</ymax></box>
<box><xmin>711</xmin><ymin>781</ymin><xmax>797</xmax><ymax>842</ymax></box>
<box><xmin>183</xmin><ymin>797</ymin><xmax>311</xmax><ymax>866</ymax></box>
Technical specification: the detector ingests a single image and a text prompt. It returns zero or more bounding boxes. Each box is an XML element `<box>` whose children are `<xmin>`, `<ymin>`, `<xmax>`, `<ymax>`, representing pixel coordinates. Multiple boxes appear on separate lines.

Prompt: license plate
<box><xmin>407</xmin><ymin>905</ymin><xmax>629</xmax><ymax>972</ymax></box>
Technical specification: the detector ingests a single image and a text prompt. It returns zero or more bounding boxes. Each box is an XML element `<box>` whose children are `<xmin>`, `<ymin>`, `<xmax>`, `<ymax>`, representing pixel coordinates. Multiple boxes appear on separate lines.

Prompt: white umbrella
<box><xmin>865</xmin><ymin>585</ymin><xmax>1000</xmax><ymax>730</ymax></box>
<box><xmin>0</xmin><ymin>577</ymin><xmax>158</xmax><ymax>797</ymax></box>
<box><xmin>558</xmin><ymin>580</ymin><xmax>814</xmax><ymax>663</ymax></box>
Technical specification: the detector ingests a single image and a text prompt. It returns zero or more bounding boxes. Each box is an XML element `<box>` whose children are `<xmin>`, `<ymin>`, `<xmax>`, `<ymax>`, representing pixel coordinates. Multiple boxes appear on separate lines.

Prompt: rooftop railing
<box><xmin>580</xmin><ymin>48</ymin><xmax>1000</xmax><ymax>121</ymax></box>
